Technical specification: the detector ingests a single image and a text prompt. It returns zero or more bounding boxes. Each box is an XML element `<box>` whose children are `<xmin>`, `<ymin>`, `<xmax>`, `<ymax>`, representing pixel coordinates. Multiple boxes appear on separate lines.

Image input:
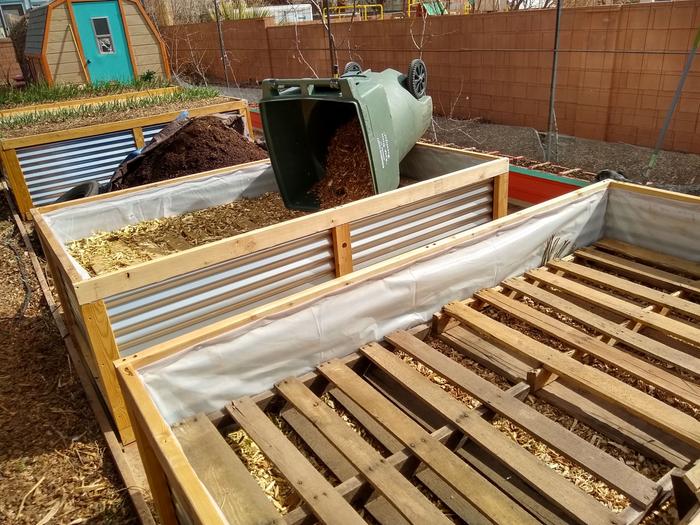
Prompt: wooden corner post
<box><xmin>493</xmin><ymin>172</ymin><xmax>509</xmax><ymax>219</ymax></box>
<box><xmin>118</xmin><ymin>365</ymin><xmax>179</xmax><ymax>525</ymax></box>
<box><xmin>81</xmin><ymin>300</ymin><xmax>134</xmax><ymax>444</ymax></box>
<box><xmin>2</xmin><ymin>149</ymin><xmax>33</xmax><ymax>218</ymax></box>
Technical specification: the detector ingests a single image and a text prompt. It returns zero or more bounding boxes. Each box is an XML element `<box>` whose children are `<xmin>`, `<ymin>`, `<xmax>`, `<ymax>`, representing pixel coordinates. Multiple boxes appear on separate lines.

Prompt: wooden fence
<box><xmin>163</xmin><ymin>1</ymin><xmax>700</xmax><ymax>154</ymax></box>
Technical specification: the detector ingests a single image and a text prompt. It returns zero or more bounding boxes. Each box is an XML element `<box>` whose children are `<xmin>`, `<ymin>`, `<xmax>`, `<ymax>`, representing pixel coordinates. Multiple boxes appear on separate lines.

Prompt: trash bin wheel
<box><xmin>407</xmin><ymin>59</ymin><xmax>427</xmax><ymax>99</ymax></box>
<box><xmin>54</xmin><ymin>181</ymin><xmax>100</xmax><ymax>203</ymax></box>
<box><xmin>343</xmin><ymin>61</ymin><xmax>362</xmax><ymax>75</ymax></box>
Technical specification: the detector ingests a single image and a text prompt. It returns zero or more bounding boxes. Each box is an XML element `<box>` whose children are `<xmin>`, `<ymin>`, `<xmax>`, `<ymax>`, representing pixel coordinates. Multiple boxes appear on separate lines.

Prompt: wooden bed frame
<box><xmin>3</xmin><ymin>97</ymin><xmax>252</xmax><ymax>217</ymax></box>
<box><xmin>114</xmin><ymin>181</ymin><xmax>700</xmax><ymax>524</ymax></box>
<box><xmin>0</xmin><ymin>86</ymin><xmax>181</xmax><ymax>118</ymax></box>
<box><xmin>33</xmin><ymin>145</ymin><xmax>509</xmax><ymax>443</ymax></box>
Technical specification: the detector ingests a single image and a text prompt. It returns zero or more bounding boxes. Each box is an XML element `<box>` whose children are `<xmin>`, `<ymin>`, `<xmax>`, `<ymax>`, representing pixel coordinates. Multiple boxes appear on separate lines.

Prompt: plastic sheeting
<box><xmin>141</xmin><ymin>187</ymin><xmax>613</xmax><ymax>424</ymax></box>
<box><xmin>604</xmin><ymin>188</ymin><xmax>700</xmax><ymax>262</ymax></box>
<box><xmin>43</xmin><ymin>161</ymin><xmax>277</xmax><ymax>245</ymax></box>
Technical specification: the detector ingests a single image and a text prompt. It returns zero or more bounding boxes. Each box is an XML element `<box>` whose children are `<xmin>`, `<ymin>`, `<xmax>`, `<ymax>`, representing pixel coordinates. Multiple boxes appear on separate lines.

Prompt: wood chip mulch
<box><xmin>0</xmin><ymin>197</ymin><xmax>135</xmax><ymax>523</ymax></box>
<box><xmin>313</xmin><ymin>119</ymin><xmax>374</xmax><ymax>209</ymax></box>
<box><xmin>67</xmin><ymin>192</ymin><xmax>307</xmax><ymax>276</ymax></box>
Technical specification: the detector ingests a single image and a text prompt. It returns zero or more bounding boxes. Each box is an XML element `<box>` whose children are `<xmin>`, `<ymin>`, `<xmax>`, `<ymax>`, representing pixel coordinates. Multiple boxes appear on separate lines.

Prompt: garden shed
<box><xmin>24</xmin><ymin>0</ymin><xmax>169</xmax><ymax>85</ymax></box>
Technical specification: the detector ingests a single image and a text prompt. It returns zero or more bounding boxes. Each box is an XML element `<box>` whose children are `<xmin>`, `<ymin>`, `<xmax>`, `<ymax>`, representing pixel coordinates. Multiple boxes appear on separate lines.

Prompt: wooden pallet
<box><xmin>167</xmin><ymin>239</ymin><xmax>700</xmax><ymax>525</ymax></box>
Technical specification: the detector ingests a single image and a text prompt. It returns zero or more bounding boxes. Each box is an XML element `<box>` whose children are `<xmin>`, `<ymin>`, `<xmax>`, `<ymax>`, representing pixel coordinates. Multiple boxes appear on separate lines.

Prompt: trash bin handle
<box><xmin>262</xmin><ymin>78</ymin><xmax>351</xmax><ymax>98</ymax></box>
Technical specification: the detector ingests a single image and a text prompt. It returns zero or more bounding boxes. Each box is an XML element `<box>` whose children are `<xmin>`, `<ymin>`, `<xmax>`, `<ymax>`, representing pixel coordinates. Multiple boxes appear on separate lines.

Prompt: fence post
<box><xmin>2</xmin><ymin>148</ymin><xmax>33</xmax><ymax>218</ymax></box>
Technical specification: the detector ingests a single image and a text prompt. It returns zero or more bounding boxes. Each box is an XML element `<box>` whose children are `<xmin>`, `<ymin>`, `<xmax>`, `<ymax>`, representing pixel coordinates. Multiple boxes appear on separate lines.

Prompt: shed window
<box><xmin>0</xmin><ymin>4</ymin><xmax>24</xmax><ymax>37</ymax></box>
<box><xmin>91</xmin><ymin>17</ymin><xmax>115</xmax><ymax>54</ymax></box>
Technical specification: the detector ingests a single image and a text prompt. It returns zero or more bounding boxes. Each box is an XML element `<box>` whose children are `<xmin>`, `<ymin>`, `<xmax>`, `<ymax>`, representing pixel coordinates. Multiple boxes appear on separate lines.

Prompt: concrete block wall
<box><xmin>0</xmin><ymin>38</ymin><xmax>21</xmax><ymax>85</ymax></box>
<box><xmin>163</xmin><ymin>0</ymin><xmax>700</xmax><ymax>154</ymax></box>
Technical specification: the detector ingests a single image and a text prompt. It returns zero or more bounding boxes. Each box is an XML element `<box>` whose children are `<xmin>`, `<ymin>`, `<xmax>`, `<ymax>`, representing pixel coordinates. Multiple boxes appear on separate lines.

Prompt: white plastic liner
<box><xmin>604</xmin><ymin>188</ymin><xmax>699</xmax><ymax>261</ymax></box>
<box><xmin>141</xmin><ymin>188</ymin><xmax>611</xmax><ymax>423</ymax></box>
<box><xmin>43</xmin><ymin>162</ymin><xmax>277</xmax><ymax>244</ymax></box>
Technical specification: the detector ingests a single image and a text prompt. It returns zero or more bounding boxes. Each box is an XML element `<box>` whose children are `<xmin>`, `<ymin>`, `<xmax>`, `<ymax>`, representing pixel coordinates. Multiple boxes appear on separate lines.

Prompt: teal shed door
<box><xmin>73</xmin><ymin>1</ymin><xmax>134</xmax><ymax>83</ymax></box>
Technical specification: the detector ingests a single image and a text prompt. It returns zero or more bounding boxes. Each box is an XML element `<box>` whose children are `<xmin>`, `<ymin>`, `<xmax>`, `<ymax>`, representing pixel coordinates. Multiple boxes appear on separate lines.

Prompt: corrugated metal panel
<box><xmin>105</xmin><ymin>231</ymin><xmax>335</xmax><ymax>356</ymax></box>
<box><xmin>17</xmin><ymin>130</ymin><xmax>136</xmax><ymax>206</ymax></box>
<box><xmin>351</xmin><ymin>181</ymin><xmax>494</xmax><ymax>269</ymax></box>
<box><xmin>142</xmin><ymin>124</ymin><xmax>164</xmax><ymax>144</ymax></box>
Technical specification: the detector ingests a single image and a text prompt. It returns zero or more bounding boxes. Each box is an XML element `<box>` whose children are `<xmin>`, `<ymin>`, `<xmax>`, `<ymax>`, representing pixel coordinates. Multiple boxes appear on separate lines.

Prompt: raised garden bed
<box><xmin>114</xmin><ymin>181</ymin><xmax>699</xmax><ymax>524</ymax></box>
<box><xmin>2</xmin><ymin>96</ymin><xmax>252</xmax><ymax>217</ymax></box>
<box><xmin>0</xmin><ymin>88</ymin><xmax>223</xmax><ymax>138</ymax></box>
<box><xmin>33</xmin><ymin>143</ymin><xmax>508</xmax><ymax>442</ymax></box>
<box><xmin>0</xmin><ymin>79</ymin><xmax>173</xmax><ymax>109</ymax></box>
<box><xmin>0</xmin><ymin>86</ymin><xmax>180</xmax><ymax>119</ymax></box>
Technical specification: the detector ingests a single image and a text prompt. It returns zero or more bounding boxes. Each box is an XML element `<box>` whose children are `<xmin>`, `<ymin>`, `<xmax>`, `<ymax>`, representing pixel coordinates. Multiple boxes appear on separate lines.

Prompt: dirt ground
<box><xmin>426</xmin><ymin>116</ymin><xmax>700</xmax><ymax>189</ymax></box>
<box><xmin>0</xmin><ymin>196</ymin><xmax>135</xmax><ymax>523</ymax></box>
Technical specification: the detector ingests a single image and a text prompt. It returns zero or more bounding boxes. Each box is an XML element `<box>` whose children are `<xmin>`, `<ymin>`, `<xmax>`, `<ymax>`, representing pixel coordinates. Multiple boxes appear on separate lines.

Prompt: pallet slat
<box><xmin>458</xmin><ymin>442</ymin><xmax>572</xmax><ymax>525</ymax></box>
<box><xmin>549</xmin><ymin>260</ymin><xmax>700</xmax><ymax>321</ymax></box>
<box><xmin>360</xmin><ymin>343</ymin><xmax>618</xmax><ymax>525</ymax></box>
<box><xmin>171</xmin><ymin>415</ymin><xmax>283</xmax><ymax>525</ymax></box>
<box><xmin>443</xmin><ymin>321</ymin><xmax>696</xmax><ymax>468</ymax></box>
<box><xmin>444</xmin><ymin>302</ymin><xmax>700</xmax><ymax>449</ymax></box>
<box><xmin>413</xmin><ymin>469</ymin><xmax>493</xmax><ymax>525</ymax></box>
<box><xmin>329</xmin><ymin>387</ymin><xmax>404</xmax><ymax>453</ymax></box>
<box><xmin>595</xmin><ymin>239</ymin><xmax>700</xmax><ymax>279</ymax></box>
<box><xmin>275</xmin><ymin>377</ymin><xmax>452</xmax><ymax>525</ymax></box>
<box><xmin>318</xmin><ymin>359</ymin><xmax>537</xmax><ymax>524</ymax></box>
<box><xmin>281</xmin><ymin>406</ymin><xmax>358</xmax><ymax>481</ymax></box>
<box><xmin>504</xmin><ymin>278</ymin><xmax>700</xmax><ymax>380</ymax></box>
<box><xmin>227</xmin><ymin>397</ymin><xmax>365</xmax><ymax>525</ymax></box>
<box><xmin>386</xmin><ymin>330</ymin><xmax>659</xmax><ymax>508</ymax></box>
<box><xmin>439</xmin><ymin>322</ymin><xmax>535</xmax><ymax>380</ymax></box>
<box><xmin>439</xmin><ymin>322</ymin><xmax>696</xmax><ymax>467</ymax></box>
<box><xmin>527</xmin><ymin>268</ymin><xmax>700</xmax><ymax>347</ymax></box>
<box><xmin>575</xmin><ymin>248</ymin><xmax>700</xmax><ymax>296</ymax></box>
<box><xmin>482</xmin><ymin>285</ymin><xmax>700</xmax><ymax>405</ymax></box>
<box><xmin>282</xmin><ymin>385</ymin><xmax>483</xmax><ymax>523</ymax></box>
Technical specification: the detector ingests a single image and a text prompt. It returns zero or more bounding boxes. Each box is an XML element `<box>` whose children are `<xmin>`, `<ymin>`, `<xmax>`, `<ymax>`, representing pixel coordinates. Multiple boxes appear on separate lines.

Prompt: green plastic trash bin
<box><xmin>259</xmin><ymin>61</ymin><xmax>433</xmax><ymax>210</ymax></box>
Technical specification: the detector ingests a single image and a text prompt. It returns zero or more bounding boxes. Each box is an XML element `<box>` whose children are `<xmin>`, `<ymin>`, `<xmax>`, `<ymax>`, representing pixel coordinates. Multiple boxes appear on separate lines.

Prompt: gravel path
<box><xmin>213</xmin><ymin>85</ymin><xmax>262</xmax><ymax>103</ymax></box>
<box><xmin>426</xmin><ymin>116</ymin><xmax>700</xmax><ymax>189</ymax></box>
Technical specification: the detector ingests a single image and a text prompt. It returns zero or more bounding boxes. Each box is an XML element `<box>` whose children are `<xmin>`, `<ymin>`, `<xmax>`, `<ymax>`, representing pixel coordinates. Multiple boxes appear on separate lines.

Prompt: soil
<box><xmin>111</xmin><ymin>116</ymin><xmax>268</xmax><ymax>191</ymax></box>
<box><xmin>425</xmin><ymin>116</ymin><xmax>700</xmax><ymax>190</ymax></box>
<box><xmin>68</xmin><ymin>192</ymin><xmax>307</xmax><ymax>276</ymax></box>
<box><xmin>0</xmin><ymin>195</ymin><xmax>135</xmax><ymax>523</ymax></box>
<box><xmin>313</xmin><ymin>119</ymin><xmax>374</xmax><ymax>208</ymax></box>
<box><xmin>0</xmin><ymin>96</ymin><xmax>230</xmax><ymax>139</ymax></box>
